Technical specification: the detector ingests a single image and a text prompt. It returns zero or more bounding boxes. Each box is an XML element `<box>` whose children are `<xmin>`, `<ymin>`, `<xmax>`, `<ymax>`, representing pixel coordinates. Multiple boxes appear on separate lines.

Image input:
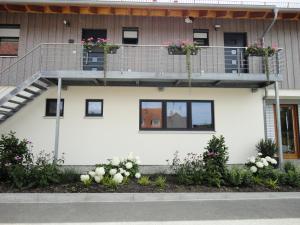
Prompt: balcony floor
<box><xmin>41</xmin><ymin>70</ymin><xmax>283</xmax><ymax>88</ymax></box>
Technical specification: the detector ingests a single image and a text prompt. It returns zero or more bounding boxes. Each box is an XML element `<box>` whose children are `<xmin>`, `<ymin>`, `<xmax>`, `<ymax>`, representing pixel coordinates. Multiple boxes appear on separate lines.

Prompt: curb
<box><xmin>0</xmin><ymin>192</ymin><xmax>300</xmax><ymax>203</ymax></box>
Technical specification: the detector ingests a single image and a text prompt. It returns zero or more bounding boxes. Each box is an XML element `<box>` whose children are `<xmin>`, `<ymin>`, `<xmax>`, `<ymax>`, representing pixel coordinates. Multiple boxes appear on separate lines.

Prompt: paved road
<box><xmin>0</xmin><ymin>198</ymin><xmax>300</xmax><ymax>223</ymax></box>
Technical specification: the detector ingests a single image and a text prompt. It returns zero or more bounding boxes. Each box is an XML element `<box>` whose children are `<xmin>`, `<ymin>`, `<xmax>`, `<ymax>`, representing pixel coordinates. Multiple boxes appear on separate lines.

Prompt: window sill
<box><xmin>138</xmin><ymin>130</ymin><xmax>216</xmax><ymax>134</ymax></box>
<box><xmin>43</xmin><ymin>116</ymin><xmax>64</xmax><ymax>119</ymax></box>
<box><xmin>0</xmin><ymin>55</ymin><xmax>18</xmax><ymax>58</ymax></box>
<box><xmin>84</xmin><ymin>116</ymin><xmax>103</xmax><ymax>119</ymax></box>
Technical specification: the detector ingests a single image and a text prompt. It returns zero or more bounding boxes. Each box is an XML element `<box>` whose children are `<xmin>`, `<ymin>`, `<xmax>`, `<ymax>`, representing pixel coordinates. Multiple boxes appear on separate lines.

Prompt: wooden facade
<box><xmin>0</xmin><ymin>12</ymin><xmax>300</xmax><ymax>89</ymax></box>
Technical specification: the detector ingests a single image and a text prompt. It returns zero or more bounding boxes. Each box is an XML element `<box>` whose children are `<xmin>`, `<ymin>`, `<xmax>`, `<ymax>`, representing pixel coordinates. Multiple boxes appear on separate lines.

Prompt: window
<box><xmin>193</xmin><ymin>29</ymin><xmax>209</xmax><ymax>46</ymax></box>
<box><xmin>0</xmin><ymin>25</ymin><xmax>20</xmax><ymax>56</ymax></box>
<box><xmin>85</xmin><ymin>99</ymin><xmax>103</xmax><ymax>117</ymax></box>
<box><xmin>140</xmin><ymin>100</ymin><xmax>214</xmax><ymax>131</ymax></box>
<box><xmin>166</xmin><ymin>101</ymin><xmax>187</xmax><ymax>129</ymax></box>
<box><xmin>140</xmin><ymin>101</ymin><xmax>162</xmax><ymax>129</ymax></box>
<box><xmin>122</xmin><ymin>27</ymin><xmax>139</xmax><ymax>44</ymax></box>
<box><xmin>45</xmin><ymin>99</ymin><xmax>64</xmax><ymax>117</ymax></box>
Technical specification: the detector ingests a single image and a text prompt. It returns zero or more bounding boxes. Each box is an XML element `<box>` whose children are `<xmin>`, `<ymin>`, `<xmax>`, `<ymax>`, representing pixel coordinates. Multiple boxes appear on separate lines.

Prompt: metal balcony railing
<box><xmin>0</xmin><ymin>43</ymin><xmax>284</xmax><ymax>86</ymax></box>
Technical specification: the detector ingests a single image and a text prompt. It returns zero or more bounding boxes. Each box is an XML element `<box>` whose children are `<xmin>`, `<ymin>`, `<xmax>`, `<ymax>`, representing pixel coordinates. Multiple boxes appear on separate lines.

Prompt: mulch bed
<box><xmin>1</xmin><ymin>175</ymin><xmax>300</xmax><ymax>193</ymax></box>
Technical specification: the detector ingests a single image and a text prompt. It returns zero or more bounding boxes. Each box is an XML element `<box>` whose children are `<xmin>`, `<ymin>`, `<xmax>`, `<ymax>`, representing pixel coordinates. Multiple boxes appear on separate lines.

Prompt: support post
<box><xmin>274</xmin><ymin>81</ymin><xmax>284</xmax><ymax>169</ymax></box>
<box><xmin>54</xmin><ymin>77</ymin><xmax>62</xmax><ymax>163</ymax></box>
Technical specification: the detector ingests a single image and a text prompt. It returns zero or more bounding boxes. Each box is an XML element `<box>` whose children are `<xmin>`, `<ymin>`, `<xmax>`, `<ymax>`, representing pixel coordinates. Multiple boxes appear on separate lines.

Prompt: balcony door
<box><xmin>274</xmin><ymin>104</ymin><xmax>300</xmax><ymax>159</ymax></box>
<box><xmin>224</xmin><ymin>33</ymin><xmax>248</xmax><ymax>74</ymax></box>
<box><xmin>82</xmin><ymin>29</ymin><xmax>107</xmax><ymax>71</ymax></box>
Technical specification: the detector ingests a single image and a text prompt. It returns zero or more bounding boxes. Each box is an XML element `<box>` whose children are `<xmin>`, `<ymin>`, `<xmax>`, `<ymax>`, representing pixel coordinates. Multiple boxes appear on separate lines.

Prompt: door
<box><xmin>224</xmin><ymin>33</ymin><xmax>248</xmax><ymax>74</ymax></box>
<box><xmin>274</xmin><ymin>105</ymin><xmax>300</xmax><ymax>159</ymax></box>
<box><xmin>82</xmin><ymin>29</ymin><xmax>107</xmax><ymax>71</ymax></box>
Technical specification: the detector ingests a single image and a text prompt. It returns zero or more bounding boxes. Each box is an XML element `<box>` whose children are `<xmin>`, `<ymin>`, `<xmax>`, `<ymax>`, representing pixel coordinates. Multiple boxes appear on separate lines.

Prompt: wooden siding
<box><xmin>0</xmin><ymin>12</ymin><xmax>299</xmax><ymax>89</ymax></box>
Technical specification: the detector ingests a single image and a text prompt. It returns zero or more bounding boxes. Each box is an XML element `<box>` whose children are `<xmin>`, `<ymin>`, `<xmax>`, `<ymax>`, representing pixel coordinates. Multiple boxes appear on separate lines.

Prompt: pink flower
<box><xmin>14</xmin><ymin>156</ymin><xmax>22</xmax><ymax>161</ymax></box>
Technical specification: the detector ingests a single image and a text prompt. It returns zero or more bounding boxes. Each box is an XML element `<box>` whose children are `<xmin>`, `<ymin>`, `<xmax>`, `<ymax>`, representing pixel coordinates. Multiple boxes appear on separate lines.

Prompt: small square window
<box><xmin>193</xmin><ymin>29</ymin><xmax>209</xmax><ymax>46</ymax></box>
<box><xmin>122</xmin><ymin>27</ymin><xmax>139</xmax><ymax>44</ymax></box>
<box><xmin>85</xmin><ymin>99</ymin><xmax>103</xmax><ymax>117</ymax></box>
<box><xmin>45</xmin><ymin>99</ymin><xmax>64</xmax><ymax>117</ymax></box>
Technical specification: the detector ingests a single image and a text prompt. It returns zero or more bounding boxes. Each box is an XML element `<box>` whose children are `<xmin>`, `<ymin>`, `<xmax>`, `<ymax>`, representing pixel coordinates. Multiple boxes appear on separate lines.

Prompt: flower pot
<box><xmin>168</xmin><ymin>47</ymin><xmax>198</xmax><ymax>55</ymax></box>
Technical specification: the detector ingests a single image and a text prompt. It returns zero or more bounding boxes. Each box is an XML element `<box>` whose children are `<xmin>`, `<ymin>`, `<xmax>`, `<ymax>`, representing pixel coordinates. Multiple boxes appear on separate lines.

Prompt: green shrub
<box><xmin>154</xmin><ymin>176</ymin><xmax>167</xmax><ymax>189</ymax></box>
<box><xmin>138</xmin><ymin>176</ymin><xmax>151</xmax><ymax>186</ymax></box>
<box><xmin>283</xmin><ymin>170</ymin><xmax>300</xmax><ymax>187</ymax></box>
<box><xmin>264</xmin><ymin>178</ymin><xmax>279</xmax><ymax>190</ymax></box>
<box><xmin>226</xmin><ymin>167</ymin><xmax>254</xmax><ymax>187</ymax></box>
<box><xmin>60</xmin><ymin>168</ymin><xmax>79</xmax><ymax>184</ymax></box>
<box><xmin>0</xmin><ymin>131</ymin><xmax>33</xmax><ymax>180</ymax></box>
<box><xmin>256</xmin><ymin>139</ymin><xmax>278</xmax><ymax>158</ymax></box>
<box><xmin>102</xmin><ymin>176</ymin><xmax>118</xmax><ymax>189</ymax></box>
<box><xmin>256</xmin><ymin>166</ymin><xmax>281</xmax><ymax>181</ymax></box>
<box><xmin>171</xmin><ymin>151</ymin><xmax>204</xmax><ymax>185</ymax></box>
<box><xmin>284</xmin><ymin>161</ymin><xmax>296</xmax><ymax>173</ymax></box>
<box><xmin>203</xmin><ymin>135</ymin><xmax>229</xmax><ymax>187</ymax></box>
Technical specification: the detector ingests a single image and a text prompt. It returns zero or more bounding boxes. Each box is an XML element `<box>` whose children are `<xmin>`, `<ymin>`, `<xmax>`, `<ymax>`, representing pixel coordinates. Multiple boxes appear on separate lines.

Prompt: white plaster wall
<box><xmin>0</xmin><ymin>86</ymin><xmax>265</xmax><ymax>165</ymax></box>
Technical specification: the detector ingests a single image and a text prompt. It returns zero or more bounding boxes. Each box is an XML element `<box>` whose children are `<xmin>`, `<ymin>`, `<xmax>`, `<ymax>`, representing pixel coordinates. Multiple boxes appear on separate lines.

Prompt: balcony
<box><xmin>0</xmin><ymin>43</ymin><xmax>283</xmax><ymax>88</ymax></box>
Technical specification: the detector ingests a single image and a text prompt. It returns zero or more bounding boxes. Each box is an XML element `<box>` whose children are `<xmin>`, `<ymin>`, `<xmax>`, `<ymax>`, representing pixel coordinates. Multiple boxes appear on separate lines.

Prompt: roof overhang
<box><xmin>0</xmin><ymin>0</ymin><xmax>300</xmax><ymax>20</ymax></box>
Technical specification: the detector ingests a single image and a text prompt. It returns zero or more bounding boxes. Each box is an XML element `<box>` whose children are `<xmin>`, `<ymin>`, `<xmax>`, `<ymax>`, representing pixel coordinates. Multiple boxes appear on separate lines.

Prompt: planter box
<box><xmin>85</xmin><ymin>46</ymin><xmax>119</xmax><ymax>54</ymax></box>
<box><xmin>168</xmin><ymin>47</ymin><xmax>198</xmax><ymax>55</ymax></box>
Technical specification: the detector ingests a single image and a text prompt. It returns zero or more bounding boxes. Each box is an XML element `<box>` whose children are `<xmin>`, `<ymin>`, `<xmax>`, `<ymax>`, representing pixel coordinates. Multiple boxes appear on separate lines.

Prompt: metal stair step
<box><xmin>24</xmin><ymin>88</ymin><xmax>40</xmax><ymax>95</ymax></box>
<box><xmin>8</xmin><ymin>100</ymin><xmax>25</xmax><ymax>105</ymax></box>
<box><xmin>39</xmin><ymin>78</ymin><xmax>53</xmax><ymax>86</ymax></box>
<box><xmin>16</xmin><ymin>94</ymin><xmax>34</xmax><ymax>101</ymax></box>
<box><xmin>0</xmin><ymin>110</ymin><xmax>12</xmax><ymax>115</ymax></box>
<box><xmin>0</xmin><ymin>105</ymin><xmax>18</xmax><ymax>111</ymax></box>
<box><xmin>31</xmin><ymin>82</ymin><xmax>47</xmax><ymax>90</ymax></box>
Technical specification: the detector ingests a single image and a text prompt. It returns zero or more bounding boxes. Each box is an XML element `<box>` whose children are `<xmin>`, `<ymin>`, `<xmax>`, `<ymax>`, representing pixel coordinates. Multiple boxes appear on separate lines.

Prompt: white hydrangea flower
<box><xmin>249</xmin><ymin>156</ymin><xmax>256</xmax><ymax>164</ymax></box>
<box><xmin>80</xmin><ymin>174</ymin><xmax>90</xmax><ymax>182</ymax></box>
<box><xmin>135</xmin><ymin>156</ymin><xmax>141</xmax><ymax>165</ymax></box>
<box><xmin>94</xmin><ymin>176</ymin><xmax>102</xmax><ymax>183</ymax></box>
<box><xmin>95</xmin><ymin>167</ymin><xmax>105</xmax><ymax>176</ymax></box>
<box><xmin>125</xmin><ymin>162</ymin><xmax>133</xmax><ymax>169</ymax></box>
<box><xmin>111</xmin><ymin>157</ymin><xmax>120</xmax><ymax>166</ymax></box>
<box><xmin>256</xmin><ymin>161</ymin><xmax>264</xmax><ymax>168</ymax></box>
<box><xmin>127</xmin><ymin>152</ymin><xmax>135</xmax><ymax>161</ymax></box>
<box><xmin>135</xmin><ymin>172</ymin><xmax>141</xmax><ymax>179</ymax></box>
<box><xmin>262</xmin><ymin>159</ymin><xmax>269</xmax><ymax>167</ymax></box>
<box><xmin>271</xmin><ymin>158</ymin><xmax>277</xmax><ymax>165</ymax></box>
<box><xmin>109</xmin><ymin>168</ymin><xmax>117</xmax><ymax>176</ymax></box>
<box><xmin>113</xmin><ymin>173</ymin><xmax>123</xmax><ymax>184</ymax></box>
<box><xmin>258</xmin><ymin>153</ymin><xmax>262</xmax><ymax>156</ymax></box>
<box><xmin>250</xmin><ymin>166</ymin><xmax>257</xmax><ymax>173</ymax></box>
<box><xmin>119</xmin><ymin>168</ymin><xmax>125</xmax><ymax>174</ymax></box>
<box><xmin>265</xmin><ymin>156</ymin><xmax>272</xmax><ymax>162</ymax></box>
<box><xmin>88</xmin><ymin>171</ymin><xmax>96</xmax><ymax>178</ymax></box>
<box><xmin>124</xmin><ymin>171</ymin><xmax>130</xmax><ymax>177</ymax></box>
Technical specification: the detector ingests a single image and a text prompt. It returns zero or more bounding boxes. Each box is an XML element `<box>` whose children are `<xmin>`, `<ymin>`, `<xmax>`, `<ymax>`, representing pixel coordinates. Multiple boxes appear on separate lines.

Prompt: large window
<box><xmin>45</xmin><ymin>99</ymin><xmax>64</xmax><ymax>117</ymax></box>
<box><xmin>0</xmin><ymin>25</ymin><xmax>20</xmax><ymax>56</ymax></box>
<box><xmin>140</xmin><ymin>100</ymin><xmax>214</xmax><ymax>131</ymax></box>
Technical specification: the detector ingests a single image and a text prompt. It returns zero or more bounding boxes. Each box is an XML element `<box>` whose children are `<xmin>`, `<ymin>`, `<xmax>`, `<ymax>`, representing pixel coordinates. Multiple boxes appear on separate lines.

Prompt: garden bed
<box><xmin>1</xmin><ymin>175</ymin><xmax>300</xmax><ymax>193</ymax></box>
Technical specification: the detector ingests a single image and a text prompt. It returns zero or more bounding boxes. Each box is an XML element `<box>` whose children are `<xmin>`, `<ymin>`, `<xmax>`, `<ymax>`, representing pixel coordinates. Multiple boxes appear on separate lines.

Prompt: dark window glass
<box><xmin>166</xmin><ymin>101</ymin><xmax>187</xmax><ymax>129</ymax></box>
<box><xmin>141</xmin><ymin>101</ymin><xmax>162</xmax><ymax>129</ymax></box>
<box><xmin>193</xmin><ymin>29</ymin><xmax>209</xmax><ymax>46</ymax></box>
<box><xmin>191</xmin><ymin>102</ymin><xmax>213</xmax><ymax>129</ymax></box>
<box><xmin>45</xmin><ymin>99</ymin><xmax>64</xmax><ymax>117</ymax></box>
<box><xmin>122</xmin><ymin>27</ymin><xmax>139</xmax><ymax>44</ymax></box>
<box><xmin>86</xmin><ymin>99</ymin><xmax>103</xmax><ymax>117</ymax></box>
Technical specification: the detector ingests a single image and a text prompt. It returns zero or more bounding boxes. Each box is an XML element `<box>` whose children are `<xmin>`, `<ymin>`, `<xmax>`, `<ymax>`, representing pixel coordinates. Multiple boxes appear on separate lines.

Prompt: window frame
<box><xmin>122</xmin><ymin>27</ymin><xmax>139</xmax><ymax>45</ymax></box>
<box><xmin>85</xmin><ymin>99</ymin><xmax>103</xmax><ymax>117</ymax></box>
<box><xmin>0</xmin><ymin>24</ymin><xmax>20</xmax><ymax>57</ymax></box>
<box><xmin>45</xmin><ymin>99</ymin><xmax>64</xmax><ymax>117</ymax></box>
<box><xmin>139</xmin><ymin>100</ymin><xmax>215</xmax><ymax>131</ymax></box>
<box><xmin>193</xmin><ymin>29</ymin><xmax>209</xmax><ymax>46</ymax></box>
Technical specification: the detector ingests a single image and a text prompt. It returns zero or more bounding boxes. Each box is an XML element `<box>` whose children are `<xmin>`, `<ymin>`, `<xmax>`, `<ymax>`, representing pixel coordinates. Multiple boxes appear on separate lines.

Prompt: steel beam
<box><xmin>53</xmin><ymin>77</ymin><xmax>62</xmax><ymax>164</ymax></box>
<box><xmin>274</xmin><ymin>81</ymin><xmax>284</xmax><ymax>169</ymax></box>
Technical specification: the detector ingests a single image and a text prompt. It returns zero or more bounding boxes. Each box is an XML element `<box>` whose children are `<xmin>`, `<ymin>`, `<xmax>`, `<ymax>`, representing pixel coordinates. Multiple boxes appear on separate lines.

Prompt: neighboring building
<box><xmin>0</xmin><ymin>0</ymin><xmax>300</xmax><ymax>165</ymax></box>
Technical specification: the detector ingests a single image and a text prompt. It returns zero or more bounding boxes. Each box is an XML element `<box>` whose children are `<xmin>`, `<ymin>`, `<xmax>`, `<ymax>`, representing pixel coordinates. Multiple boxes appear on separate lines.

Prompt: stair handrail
<box><xmin>0</xmin><ymin>43</ymin><xmax>42</xmax><ymax>75</ymax></box>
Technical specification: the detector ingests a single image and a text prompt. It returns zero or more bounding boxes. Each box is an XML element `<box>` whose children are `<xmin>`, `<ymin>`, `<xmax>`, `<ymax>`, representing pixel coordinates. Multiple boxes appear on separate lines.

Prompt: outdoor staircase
<box><xmin>0</xmin><ymin>73</ymin><xmax>52</xmax><ymax>123</ymax></box>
